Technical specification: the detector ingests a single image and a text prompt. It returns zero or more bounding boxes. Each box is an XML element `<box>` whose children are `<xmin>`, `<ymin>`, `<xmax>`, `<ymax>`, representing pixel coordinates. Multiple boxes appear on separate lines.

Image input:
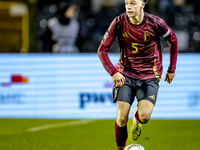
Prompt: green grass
<box><xmin>0</xmin><ymin>119</ymin><xmax>200</xmax><ymax>150</ymax></box>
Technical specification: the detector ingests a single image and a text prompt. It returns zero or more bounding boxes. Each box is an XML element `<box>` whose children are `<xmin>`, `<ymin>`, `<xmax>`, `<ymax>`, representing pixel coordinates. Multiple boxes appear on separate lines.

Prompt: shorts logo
<box><xmin>149</xmin><ymin>95</ymin><xmax>155</xmax><ymax>101</ymax></box>
<box><xmin>113</xmin><ymin>86</ymin><xmax>119</xmax><ymax>102</ymax></box>
<box><xmin>144</xmin><ymin>31</ymin><xmax>150</xmax><ymax>42</ymax></box>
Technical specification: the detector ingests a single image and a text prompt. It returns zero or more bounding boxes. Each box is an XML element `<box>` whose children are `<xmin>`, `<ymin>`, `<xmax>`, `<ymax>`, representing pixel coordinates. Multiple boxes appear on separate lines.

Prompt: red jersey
<box><xmin>98</xmin><ymin>12</ymin><xmax>177</xmax><ymax>80</ymax></box>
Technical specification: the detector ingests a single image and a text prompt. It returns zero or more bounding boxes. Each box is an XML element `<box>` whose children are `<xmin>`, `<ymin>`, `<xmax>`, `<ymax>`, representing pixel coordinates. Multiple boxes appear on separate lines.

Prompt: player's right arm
<box><xmin>97</xmin><ymin>18</ymin><xmax>125</xmax><ymax>87</ymax></box>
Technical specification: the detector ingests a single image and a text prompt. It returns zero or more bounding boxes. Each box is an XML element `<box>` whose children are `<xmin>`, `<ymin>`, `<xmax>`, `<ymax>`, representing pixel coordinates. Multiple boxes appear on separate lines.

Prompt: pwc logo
<box><xmin>79</xmin><ymin>64</ymin><xmax>119</xmax><ymax>108</ymax></box>
<box><xmin>1</xmin><ymin>74</ymin><xmax>29</xmax><ymax>87</ymax></box>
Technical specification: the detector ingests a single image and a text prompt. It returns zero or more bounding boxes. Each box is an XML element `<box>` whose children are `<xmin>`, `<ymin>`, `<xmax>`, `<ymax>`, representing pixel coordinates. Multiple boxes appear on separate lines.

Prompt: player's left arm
<box><xmin>165</xmin><ymin>29</ymin><xmax>177</xmax><ymax>84</ymax></box>
<box><xmin>159</xmin><ymin>19</ymin><xmax>178</xmax><ymax>84</ymax></box>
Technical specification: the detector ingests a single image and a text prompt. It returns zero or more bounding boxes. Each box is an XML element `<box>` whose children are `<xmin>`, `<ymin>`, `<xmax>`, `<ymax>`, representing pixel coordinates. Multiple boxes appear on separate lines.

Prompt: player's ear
<box><xmin>141</xmin><ymin>1</ymin><xmax>145</xmax><ymax>8</ymax></box>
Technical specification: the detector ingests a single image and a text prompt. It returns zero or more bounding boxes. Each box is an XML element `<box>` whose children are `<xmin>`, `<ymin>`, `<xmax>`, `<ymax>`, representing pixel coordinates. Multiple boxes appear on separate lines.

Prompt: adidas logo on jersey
<box><xmin>123</xmin><ymin>32</ymin><xmax>128</xmax><ymax>38</ymax></box>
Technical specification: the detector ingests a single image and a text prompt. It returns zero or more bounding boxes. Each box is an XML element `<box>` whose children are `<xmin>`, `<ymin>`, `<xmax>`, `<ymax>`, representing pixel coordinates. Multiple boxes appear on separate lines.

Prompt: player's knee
<box><xmin>139</xmin><ymin>112</ymin><xmax>150</xmax><ymax>124</ymax></box>
<box><xmin>117</xmin><ymin>116</ymin><xmax>128</xmax><ymax>127</ymax></box>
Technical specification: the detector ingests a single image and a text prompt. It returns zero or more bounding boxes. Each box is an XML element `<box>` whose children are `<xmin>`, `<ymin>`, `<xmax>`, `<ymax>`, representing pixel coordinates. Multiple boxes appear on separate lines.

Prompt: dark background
<box><xmin>0</xmin><ymin>0</ymin><xmax>200</xmax><ymax>53</ymax></box>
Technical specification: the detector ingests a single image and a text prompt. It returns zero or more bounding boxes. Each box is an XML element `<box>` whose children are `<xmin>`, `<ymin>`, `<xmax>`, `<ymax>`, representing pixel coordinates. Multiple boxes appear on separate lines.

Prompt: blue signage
<box><xmin>0</xmin><ymin>53</ymin><xmax>199</xmax><ymax>119</ymax></box>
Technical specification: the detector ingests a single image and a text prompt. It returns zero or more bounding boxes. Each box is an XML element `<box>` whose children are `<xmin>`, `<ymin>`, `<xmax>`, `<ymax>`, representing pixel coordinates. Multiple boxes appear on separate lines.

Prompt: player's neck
<box><xmin>129</xmin><ymin>10</ymin><xmax>144</xmax><ymax>25</ymax></box>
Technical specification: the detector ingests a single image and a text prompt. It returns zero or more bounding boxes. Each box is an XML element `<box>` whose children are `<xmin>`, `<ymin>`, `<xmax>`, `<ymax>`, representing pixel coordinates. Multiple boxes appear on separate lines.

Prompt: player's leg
<box><xmin>113</xmin><ymin>76</ymin><xmax>135</xmax><ymax>150</ymax></box>
<box><xmin>136</xmin><ymin>78</ymin><xmax>159</xmax><ymax>123</ymax></box>
<box><xmin>115</xmin><ymin>101</ymin><xmax>131</xmax><ymax>150</ymax></box>
<box><xmin>131</xmin><ymin>99</ymin><xmax>154</xmax><ymax>140</ymax></box>
<box><xmin>116</xmin><ymin>101</ymin><xmax>131</xmax><ymax>127</ymax></box>
<box><xmin>131</xmin><ymin>78</ymin><xmax>159</xmax><ymax>140</ymax></box>
<box><xmin>137</xmin><ymin>99</ymin><xmax>154</xmax><ymax>123</ymax></box>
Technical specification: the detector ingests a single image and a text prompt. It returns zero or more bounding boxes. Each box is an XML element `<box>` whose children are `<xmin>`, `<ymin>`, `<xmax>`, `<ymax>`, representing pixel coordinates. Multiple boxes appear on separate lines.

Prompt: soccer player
<box><xmin>97</xmin><ymin>0</ymin><xmax>178</xmax><ymax>150</ymax></box>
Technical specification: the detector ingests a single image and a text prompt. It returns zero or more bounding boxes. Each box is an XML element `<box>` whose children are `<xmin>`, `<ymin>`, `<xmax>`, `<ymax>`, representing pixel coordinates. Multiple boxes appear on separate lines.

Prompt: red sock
<box><xmin>115</xmin><ymin>122</ymin><xmax>127</xmax><ymax>149</ymax></box>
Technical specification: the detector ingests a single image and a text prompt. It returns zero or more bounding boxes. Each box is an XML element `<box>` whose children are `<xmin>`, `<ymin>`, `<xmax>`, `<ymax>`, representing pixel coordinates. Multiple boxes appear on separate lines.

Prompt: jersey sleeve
<box><xmin>97</xmin><ymin>18</ymin><xmax>119</xmax><ymax>76</ymax></box>
<box><xmin>157</xmin><ymin>18</ymin><xmax>178</xmax><ymax>73</ymax></box>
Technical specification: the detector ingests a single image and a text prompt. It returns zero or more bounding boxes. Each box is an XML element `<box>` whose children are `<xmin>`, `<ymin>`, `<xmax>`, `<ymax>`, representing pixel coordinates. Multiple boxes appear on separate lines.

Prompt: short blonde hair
<box><xmin>143</xmin><ymin>0</ymin><xmax>149</xmax><ymax>4</ymax></box>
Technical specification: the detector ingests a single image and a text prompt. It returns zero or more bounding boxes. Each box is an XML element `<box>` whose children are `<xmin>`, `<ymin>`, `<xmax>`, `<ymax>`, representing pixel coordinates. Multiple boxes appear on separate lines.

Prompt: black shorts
<box><xmin>112</xmin><ymin>75</ymin><xmax>160</xmax><ymax>105</ymax></box>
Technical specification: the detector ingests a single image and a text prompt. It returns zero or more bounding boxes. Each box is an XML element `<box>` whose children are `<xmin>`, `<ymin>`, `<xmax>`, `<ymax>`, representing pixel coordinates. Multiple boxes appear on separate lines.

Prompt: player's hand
<box><xmin>164</xmin><ymin>72</ymin><xmax>175</xmax><ymax>84</ymax></box>
<box><xmin>112</xmin><ymin>72</ymin><xmax>125</xmax><ymax>87</ymax></box>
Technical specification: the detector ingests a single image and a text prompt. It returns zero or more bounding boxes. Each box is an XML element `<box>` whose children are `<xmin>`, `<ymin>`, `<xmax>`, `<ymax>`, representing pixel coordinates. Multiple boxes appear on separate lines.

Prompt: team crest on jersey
<box><xmin>103</xmin><ymin>32</ymin><xmax>109</xmax><ymax>39</ymax></box>
<box><xmin>144</xmin><ymin>31</ymin><xmax>150</xmax><ymax>42</ymax></box>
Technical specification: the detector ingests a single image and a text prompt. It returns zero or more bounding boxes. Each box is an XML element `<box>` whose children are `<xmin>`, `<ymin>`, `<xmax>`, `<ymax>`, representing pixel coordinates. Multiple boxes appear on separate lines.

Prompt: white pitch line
<box><xmin>28</xmin><ymin>119</ymin><xmax>95</xmax><ymax>132</ymax></box>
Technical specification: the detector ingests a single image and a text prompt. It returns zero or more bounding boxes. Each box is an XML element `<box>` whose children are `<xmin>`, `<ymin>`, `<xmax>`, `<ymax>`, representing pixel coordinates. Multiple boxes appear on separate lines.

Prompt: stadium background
<box><xmin>0</xmin><ymin>0</ymin><xmax>200</xmax><ymax>149</ymax></box>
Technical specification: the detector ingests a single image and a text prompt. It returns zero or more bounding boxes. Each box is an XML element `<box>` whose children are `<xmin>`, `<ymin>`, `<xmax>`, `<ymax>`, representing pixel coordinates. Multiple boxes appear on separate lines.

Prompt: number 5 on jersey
<box><xmin>132</xmin><ymin>43</ymin><xmax>138</xmax><ymax>53</ymax></box>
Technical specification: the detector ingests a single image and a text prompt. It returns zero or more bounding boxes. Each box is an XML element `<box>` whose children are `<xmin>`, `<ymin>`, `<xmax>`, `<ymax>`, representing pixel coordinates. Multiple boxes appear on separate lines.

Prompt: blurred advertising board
<box><xmin>0</xmin><ymin>53</ymin><xmax>200</xmax><ymax>119</ymax></box>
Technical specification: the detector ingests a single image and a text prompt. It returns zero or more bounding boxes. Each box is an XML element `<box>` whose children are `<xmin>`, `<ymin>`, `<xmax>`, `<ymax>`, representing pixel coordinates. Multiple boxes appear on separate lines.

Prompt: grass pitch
<box><xmin>0</xmin><ymin>119</ymin><xmax>200</xmax><ymax>150</ymax></box>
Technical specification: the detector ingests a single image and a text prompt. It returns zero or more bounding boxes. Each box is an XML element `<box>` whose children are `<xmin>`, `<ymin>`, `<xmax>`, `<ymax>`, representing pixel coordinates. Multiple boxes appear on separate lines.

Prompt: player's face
<box><xmin>125</xmin><ymin>0</ymin><xmax>144</xmax><ymax>18</ymax></box>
